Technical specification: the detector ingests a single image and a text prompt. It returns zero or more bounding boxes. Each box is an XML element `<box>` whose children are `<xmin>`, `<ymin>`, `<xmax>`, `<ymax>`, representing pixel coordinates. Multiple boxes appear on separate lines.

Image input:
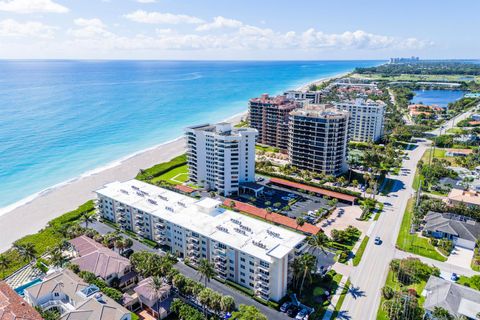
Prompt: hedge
<box><xmin>225</xmin><ymin>279</ymin><xmax>254</xmax><ymax>296</ymax></box>
<box><xmin>255</xmin><ymin>169</ymin><xmax>362</xmax><ymax>198</ymax></box>
<box><xmin>136</xmin><ymin>154</ymin><xmax>187</xmax><ymax>181</ymax></box>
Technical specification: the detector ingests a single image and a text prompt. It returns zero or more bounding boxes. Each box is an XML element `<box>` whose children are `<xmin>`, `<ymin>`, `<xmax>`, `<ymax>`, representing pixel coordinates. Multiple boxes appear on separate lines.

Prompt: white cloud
<box><xmin>0</xmin><ymin>0</ymin><xmax>68</xmax><ymax>14</ymax></box>
<box><xmin>0</xmin><ymin>18</ymin><xmax>56</xmax><ymax>38</ymax></box>
<box><xmin>196</xmin><ymin>16</ymin><xmax>243</xmax><ymax>31</ymax></box>
<box><xmin>69</xmin><ymin>18</ymin><xmax>113</xmax><ymax>38</ymax></box>
<box><xmin>124</xmin><ymin>10</ymin><xmax>204</xmax><ymax>24</ymax></box>
<box><xmin>136</xmin><ymin>0</ymin><xmax>156</xmax><ymax>3</ymax></box>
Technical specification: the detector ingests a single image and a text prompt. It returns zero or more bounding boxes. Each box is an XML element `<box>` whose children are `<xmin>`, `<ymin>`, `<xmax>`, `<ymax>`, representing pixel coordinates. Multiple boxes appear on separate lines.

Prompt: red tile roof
<box><xmin>175</xmin><ymin>185</ymin><xmax>196</xmax><ymax>194</ymax></box>
<box><xmin>0</xmin><ymin>281</ymin><xmax>42</xmax><ymax>320</ymax></box>
<box><xmin>269</xmin><ymin>177</ymin><xmax>357</xmax><ymax>203</ymax></box>
<box><xmin>468</xmin><ymin>121</ymin><xmax>480</xmax><ymax>126</ymax></box>
<box><xmin>223</xmin><ymin>199</ymin><xmax>320</xmax><ymax>235</ymax></box>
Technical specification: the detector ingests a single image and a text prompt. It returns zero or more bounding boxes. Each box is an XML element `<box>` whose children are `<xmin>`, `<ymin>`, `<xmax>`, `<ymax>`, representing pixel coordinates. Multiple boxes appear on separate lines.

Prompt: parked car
<box><xmin>451</xmin><ymin>273</ymin><xmax>459</xmax><ymax>281</ymax></box>
<box><xmin>295</xmin><ymin>309</ymin><xmax>309</xmax><ymax>320</ymax></box>
<box><xmin>287</xmin><ymin>306</ymin><xmax>299</xmax><ymax>318</ymax></box>
<box><xmin>280</xmin><ymin>302</ymin><xmax>291</xmax><ymax>312</ymax></box>
<box><xmin>121</xmin><ymin>248</ymin><xmax>134</xmax><ymax>258</ymax></box>
<box><xmin>374</xmin><ymin>236</ymin><xmax>382</xmax><ymax>245</ymax></box>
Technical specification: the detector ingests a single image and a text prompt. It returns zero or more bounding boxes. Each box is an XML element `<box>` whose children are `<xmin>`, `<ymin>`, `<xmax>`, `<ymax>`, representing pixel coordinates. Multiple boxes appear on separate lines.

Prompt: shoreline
<box><xmin>0</xmin><ymin>73</ymin><xmax>341</xmax><ymax>253</ymax></box>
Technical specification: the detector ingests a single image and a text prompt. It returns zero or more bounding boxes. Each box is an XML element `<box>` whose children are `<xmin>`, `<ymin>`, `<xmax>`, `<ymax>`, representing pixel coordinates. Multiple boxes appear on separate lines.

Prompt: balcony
<box><xmin>187</xmin><ymin>243</ymin><xmax>199</xmax><ymax>251</ymax></box>
<box><xmin>155</xmin><ymin>223</ymin><xmax>165</xmax><ymax>229</ymax></box>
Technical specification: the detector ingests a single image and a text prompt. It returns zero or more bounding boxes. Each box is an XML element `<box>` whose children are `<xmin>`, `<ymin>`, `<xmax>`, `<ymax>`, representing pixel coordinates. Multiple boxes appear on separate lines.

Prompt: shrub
<box><xmin>36</xmin><ymin>259</ymin><xmax>49</xmax><ymax>273</ymax></box>
<box><xmin>382</xmin><ymin>286</ymin><xmax>394</xmax><ymax>300</ymax></box>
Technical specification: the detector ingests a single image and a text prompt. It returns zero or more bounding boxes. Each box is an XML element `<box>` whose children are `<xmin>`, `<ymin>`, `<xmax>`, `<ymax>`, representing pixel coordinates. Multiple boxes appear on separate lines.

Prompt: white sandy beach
<box><xmin>0</xmin><ymin>113</ymin><xmax>246</xmax><ymax>253</ymax></box>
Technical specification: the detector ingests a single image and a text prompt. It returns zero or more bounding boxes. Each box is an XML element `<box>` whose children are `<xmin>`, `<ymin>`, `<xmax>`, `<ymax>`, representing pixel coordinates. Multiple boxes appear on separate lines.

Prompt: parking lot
<box><xmin>319</xmin><ymin>205</ymin><xmax>372</xmax><ymax>238</ymax></box>
<box><xmin>231</xmin><ymin>182</ymin><xmax>336</xmax><ymax>223</ymax></box>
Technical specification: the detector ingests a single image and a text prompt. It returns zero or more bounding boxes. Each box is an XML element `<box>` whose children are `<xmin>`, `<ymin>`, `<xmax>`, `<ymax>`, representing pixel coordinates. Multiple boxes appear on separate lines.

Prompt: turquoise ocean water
<box><xmin>0</xmin><ymin>60</ymin><xmax>381</xmax><ymax>210</ymax></box>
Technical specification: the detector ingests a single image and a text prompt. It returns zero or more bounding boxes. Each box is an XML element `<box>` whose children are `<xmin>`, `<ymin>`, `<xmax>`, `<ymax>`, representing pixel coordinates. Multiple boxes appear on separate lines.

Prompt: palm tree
<box><xmin>50</xmin><ymin>249</ymin><xmax>67</xmax><ymax>268</ymax></box>
<box><xmin>81</xmin><ymin>211</ymin><xmax>94</xmax><ymax>229</ymax></box>
<box><xmin>0</xmin><ymin>255</ymin><xmax>10</xmax><ymax>278</ymax></box>
<box><xmin>308</xmin><ymin>232</ymin><xmax>330</xmax><ymax>255</ymax></box>
<box><xmin>197</xmin><ymin>258</ymin><xmax>216</xmax><ymax>288</ymax></box>
<box><xmin>149</xmin><ymin>276</ymin><xmax>165</xmax><ymax>306</ymax></box>
<box><xmin>296</xmin><ymin>217</ymin><xmax>305</xmax><ymax>230</ymax></box>
<box><xmin>123</xmin><ymin>238</ymin><xmax>133</xmax><ymax>252</ymax></box>
<box><xmin>298</xmin><ymin>253</ymin><xmax>316</xmax><ymax>296</ymax></box>
<box><xmin>264</xmin><ymin>207</ymin><xmax>272</xmax><ymax>219</ymax></box>
<box><xmin>198</xmin><ymin>287</ymin><xmax>213</xmax><ymax>317</ymax></box>
<box><xmin>220</xmin><ymin>295</ymin><xmax>236</xmax><ymax>314</ymax></box>
<box><xmin>14</xmin><ymin>243</ymin><xmax>37</xmax><ymax>265</ymax></box>
<box><xmin>114</xmin><ymin>238</ymin><xmax>125</xmax><ymax>254</ymax></box>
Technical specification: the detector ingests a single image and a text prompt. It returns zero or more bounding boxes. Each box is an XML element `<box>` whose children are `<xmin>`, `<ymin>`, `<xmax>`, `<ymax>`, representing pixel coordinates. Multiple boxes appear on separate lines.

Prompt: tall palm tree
<box><xmin>220</xmin><ymin>295</ymin><xmax>235</xmax><ymax>314</ymax></box>
<box><xmin>149</xmin><ymin>276</ymin><xmax>166</xmax><ymax>308</ymax></box>
<box><xmin>298</xmin><ymin>253</ymin><xmax>316</xmax><ymax>296</ymax></box>
<box><xmin>0</xmin><ymin>255</ymin><xmax>10</xmax><ymax>278</ymax></box>
<box><xmin>14</xmin><ymin>243</ymin><xmax>37</xmax><ymax>265</ymax></box>
<box><xmin>197</xmin><ymin>258</ymin><xmax>216</xmax><ymax>288</ymax></box>
<box><xmin>50</xmin><ymin>249</ymin><xmax>67</xmax><ymax>268</ymax></box>
<box><xmin>308</xmin><ymin>232</ymin><xmax>330</xmax><ymax>255</ymax></box>
<box><xmin>81</xmin><ymin>211</ymin><xmax>94</xmax><ymax>229</ymax></box>
<box><xmin>296</xmin><ymin>217</ymin><xmax>305</xmax><ymax>230</ymax></box>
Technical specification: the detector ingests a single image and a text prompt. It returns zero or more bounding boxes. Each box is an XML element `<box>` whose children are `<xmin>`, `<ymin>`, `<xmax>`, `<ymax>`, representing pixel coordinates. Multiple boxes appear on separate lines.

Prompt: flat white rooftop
<box><xmin>96</xmin><ymin>180</ymin><xmax>305</xmax><ymax>262</ymax></box>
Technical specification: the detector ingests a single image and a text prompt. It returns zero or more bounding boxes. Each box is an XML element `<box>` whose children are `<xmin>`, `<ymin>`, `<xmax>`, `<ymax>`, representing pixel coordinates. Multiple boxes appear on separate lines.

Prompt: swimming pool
<box><xmin>14</xmin><ymin>278</ymin><xmax>42</xmax><ymax>297</ymax></box>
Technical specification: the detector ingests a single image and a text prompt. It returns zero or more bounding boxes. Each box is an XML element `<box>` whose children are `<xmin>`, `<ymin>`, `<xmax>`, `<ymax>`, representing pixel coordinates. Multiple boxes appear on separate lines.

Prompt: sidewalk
<box><xmin>322</xmin><ymin>275</ymin><xmax>349</xmax><ymax>320</ymax></box>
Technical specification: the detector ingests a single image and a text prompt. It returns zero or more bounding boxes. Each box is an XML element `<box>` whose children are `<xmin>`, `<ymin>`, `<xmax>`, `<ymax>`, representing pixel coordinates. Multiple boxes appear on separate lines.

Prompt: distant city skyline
<box><xmin>0</xmin><ymin>0</ymin><xmax>478</xmax><ymax>60</ymax></box>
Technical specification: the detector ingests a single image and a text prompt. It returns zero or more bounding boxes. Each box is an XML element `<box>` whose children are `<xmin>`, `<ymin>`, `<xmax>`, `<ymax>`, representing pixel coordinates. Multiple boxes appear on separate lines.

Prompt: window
<box><xmin>240</xmin><ymin>257</ymin><xmax>245</xmax><ymax>262</ymax></box>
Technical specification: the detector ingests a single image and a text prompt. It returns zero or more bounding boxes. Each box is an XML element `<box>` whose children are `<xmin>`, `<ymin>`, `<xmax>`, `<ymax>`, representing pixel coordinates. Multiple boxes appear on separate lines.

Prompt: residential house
<box><xmin>446</xmin><ymin>189</ymin><xmax>480</xmax><ymax>209</ymax></box>
<box><xmin>24</xmin><ymin>269</ymin><xmax>131</xmax><ymax>320</ymax></box>
<box><xmin>69</xmin><ymin>235</ymin><xmax>136</xmax><ymax>288</ymax></box>
<box><xmin>423</xmin><ymin>276</ymin><xmax>480</xmax><ymax>319</ymax></box>
<box><xmin>134</xmin><ymin>277</ymin><xmax>172</xmax><ymax>319</ymax></box>
<box><xmin>0</xmin><ymin>281</ymin><xmax>42</xmax><ymax>320</ymax></box>
<box><xmin>424</xmin><ymin>211</ymin><xmax>480</xmax><ymax>249</ymax></box>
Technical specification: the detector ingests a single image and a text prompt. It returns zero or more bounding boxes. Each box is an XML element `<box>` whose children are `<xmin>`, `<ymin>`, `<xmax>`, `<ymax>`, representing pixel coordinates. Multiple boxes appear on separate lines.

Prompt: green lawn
<box><xmin>300</xmin><ymin>271</ymin><xmax>342</xmax><ymax>320</ymax></box>
<box><xmin>396</xmin><ymin>198</ymin><xmax>447</xmax><ymax>261</ymax></box>
<box><xmin>446</xmin><ymin>127</ymin><xmax>465</xmax><ymax>134</ymax></box>
<box><xmin>151</xmin><ymin>164</ymin><xmax>189</xmax><ymax>185</ymax></box>
<box><xmin>332</xmin><ymin>278</ymin><xmax>351</xmax><ymax>319</ymax></box>
<box><xmin>136</xmin><ymin>154</ymin><xmax>187</xmax><ymax>182</ymax></box>
<box><xmin>255</xmin><ymin>144</ymin><xmax>280</xmax><ymax>153</ymax></box>
<box><xmin>457</xmin><ymin>275</ymin><xmax>480</xmax><ymax>291</ymax></box>
<box><xmin>353</xmin><ymin>236</ymin><xmax>370</xmax><ymax>266</ymax></box>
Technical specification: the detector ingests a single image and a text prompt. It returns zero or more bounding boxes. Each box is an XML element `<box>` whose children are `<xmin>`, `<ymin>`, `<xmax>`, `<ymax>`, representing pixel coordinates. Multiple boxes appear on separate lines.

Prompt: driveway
<box><xmin>446</xmin><ymin>246</ymin><xmax>475</xmax><ymax>269</ymax></box>
<box><xmin>318</xmin><ymin>206</ymin><xmax>372</xmax><ymax>238</ymax></box>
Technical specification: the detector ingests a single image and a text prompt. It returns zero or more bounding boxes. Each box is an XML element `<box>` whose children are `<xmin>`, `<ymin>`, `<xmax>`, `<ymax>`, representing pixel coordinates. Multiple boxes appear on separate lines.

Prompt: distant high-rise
<box><xmin>335</xmin><ymin>98</ymin><xmax>385</xmax><ymax>142</ymax></box>
<box><xmin>248</xmin><ymin>94</ymin><xmax>299</xmax><ymax>150</ymax></box>
<box><xmin>288</xmin><ymin>105</ymin><xmax>349</xmax><ymax>176</ymax></box>
<box><xmin>185</xmin><ymin>123</ymin><xmax>257</xmax><ymax>195</ymax></box>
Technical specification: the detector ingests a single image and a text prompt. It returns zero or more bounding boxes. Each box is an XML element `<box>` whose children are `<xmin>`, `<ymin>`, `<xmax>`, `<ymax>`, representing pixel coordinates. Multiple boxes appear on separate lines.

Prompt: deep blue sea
<box><xmin>0</xmin><ymin>60</ymin><xmax>381</xmax><ymax>209</ymax></box>
<box><xmin>411</xmin><ymin>89</ymin><xmax>466</xmax><ymax>108</ymax></box>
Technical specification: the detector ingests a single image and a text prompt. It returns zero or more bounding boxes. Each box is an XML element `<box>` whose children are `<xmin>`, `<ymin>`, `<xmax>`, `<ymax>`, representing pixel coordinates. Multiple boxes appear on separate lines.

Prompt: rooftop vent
<box><xmin>148</xmin><ymin>199</ymin><xmax>158</xmax><ymax>205</ymax></box>
<box><xmin>216</xmin><ymin>225</ymin><xmax>229</xmax><ymax>233</ymax></box>
<box><xmin>131</xmin><ymin>185</ymin><xmax>139</xmax><ymax>190</ymax></box>
<box><xmin>120</xmin><ymin>189</ymin><xmax>129</xmax><ymax>195</ymax></box>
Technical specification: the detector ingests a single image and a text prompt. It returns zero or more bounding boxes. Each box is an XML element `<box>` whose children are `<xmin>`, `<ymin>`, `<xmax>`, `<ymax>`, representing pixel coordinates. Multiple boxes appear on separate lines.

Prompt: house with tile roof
<box><xmin>0</xmin><ymin>281</ymin><xmax>42</xmax><ymax>320</ymax></box>
<box><xmin>133</xmin><ymin>277</ymin><xmax>172</xmax><ymax>319</ymax></box>
<box><xmin>69</xmin><ymin>236</ymin><xmax>136</xmax><ymax>288</ymax></box>
<box><xmin>446</xmin><ymin>189</ymin><xmax>480</xmax><ymax>209</ymax></box>
<box><xmin>423</xmin><ymin>276</ymin><xmax>480</xmax><ymax>319</ymax></box>
<box><xmin>23</xmin><ymin>269</ymin><xmax>131</xmax><ymax>320</ymax></box>
<box><xmin>424</xmin><ymin>211</ymin><xmax>480</xmax><ymax>249</ymax></box>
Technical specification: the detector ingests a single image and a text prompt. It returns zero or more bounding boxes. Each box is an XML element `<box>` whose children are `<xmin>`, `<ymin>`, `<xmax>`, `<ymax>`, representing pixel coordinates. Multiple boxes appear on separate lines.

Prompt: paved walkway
<box><xmin>322</xmin><ymin>275</ymin><xmax>348</xmax><ymax>320</ymax></box>
<box><xmin>5</xmin><ymin>263</ymin><xmax>44</xmax><ymax>289</ymax></box>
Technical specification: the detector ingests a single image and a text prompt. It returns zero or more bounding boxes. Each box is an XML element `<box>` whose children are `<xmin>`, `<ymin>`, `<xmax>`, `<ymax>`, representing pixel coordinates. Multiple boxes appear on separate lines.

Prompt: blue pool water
<box><xmin>0</xmin><ymin>60</ymin><xmax>381</xmax><ymax>209</ymax></box>
<box><xmin>411</xmin><ymin>89</ymin><xmax>466</xmax><ymax>109</ymax></box>
<box><xmin>14</xmin><ymin>278</ymin><xmax>42</xmax><ymax>296</ymax></box>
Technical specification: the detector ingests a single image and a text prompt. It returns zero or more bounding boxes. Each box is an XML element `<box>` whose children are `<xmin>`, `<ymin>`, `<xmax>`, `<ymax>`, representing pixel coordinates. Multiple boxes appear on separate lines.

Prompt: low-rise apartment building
<box><xmin>248</xmin><ymin>94</ymin><xmax>299</xmax><ymax>150</ymax></box>
<box><xmin>284</xmin><ymin>90</ymin><xmax>324</xmax><ymax>104</ymax></box>
<box><xmin>185</xmin><ymin>122</ymin><xmax>257</xmax><ymax>196</ymax></box>
<box><xmin>334</xmin><ymin>98</ymin><xmax>385</xmax><ymax>142</ymax></box>
<box><xmin>288</xmin><ymin>105</ymin><xmax>349</xmax><ymax>176</ymax></box>
<box><xmin>96</xmin><ymin>179</ymin><xmax>306</xmax><ymax>301</ymax></box>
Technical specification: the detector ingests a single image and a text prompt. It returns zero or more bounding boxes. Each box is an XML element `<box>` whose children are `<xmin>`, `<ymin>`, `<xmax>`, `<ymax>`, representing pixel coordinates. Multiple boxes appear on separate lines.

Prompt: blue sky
<box><xmin>0</xmin><ymin>0</ymin><xmax>477</xmax><ymax>59</ymax></box>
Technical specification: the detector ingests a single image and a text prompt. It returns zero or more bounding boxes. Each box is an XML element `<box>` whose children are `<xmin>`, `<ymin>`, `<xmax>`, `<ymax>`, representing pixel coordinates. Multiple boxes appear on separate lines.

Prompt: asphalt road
<box><xmin>339</xmin><ymin>107</ymin><xmax>479</xmax><ymax>320</ymax></box>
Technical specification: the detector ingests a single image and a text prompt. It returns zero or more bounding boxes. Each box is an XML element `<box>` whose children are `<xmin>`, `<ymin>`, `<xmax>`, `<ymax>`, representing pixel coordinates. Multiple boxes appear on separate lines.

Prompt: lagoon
<box><xmin>411</xmin><ymin>89</ymin><xmax>465</xmax><ymax>109</ymax></box>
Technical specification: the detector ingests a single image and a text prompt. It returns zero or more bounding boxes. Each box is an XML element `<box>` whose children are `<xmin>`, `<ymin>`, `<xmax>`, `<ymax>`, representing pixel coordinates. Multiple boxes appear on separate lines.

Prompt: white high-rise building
<box><xmin>95</xmin><ymin>179</ymin><xmax>306</xmax><ymax>302</ymax></box>
<box><xmin>185</xmin><ymin>123</ymin><xmax>257</xmax><ymax>196</ymax></box>
<box><xmin>334</xmin><ymin>98</ymin><xmax>385</xmax><ymax>142</ymax></box>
